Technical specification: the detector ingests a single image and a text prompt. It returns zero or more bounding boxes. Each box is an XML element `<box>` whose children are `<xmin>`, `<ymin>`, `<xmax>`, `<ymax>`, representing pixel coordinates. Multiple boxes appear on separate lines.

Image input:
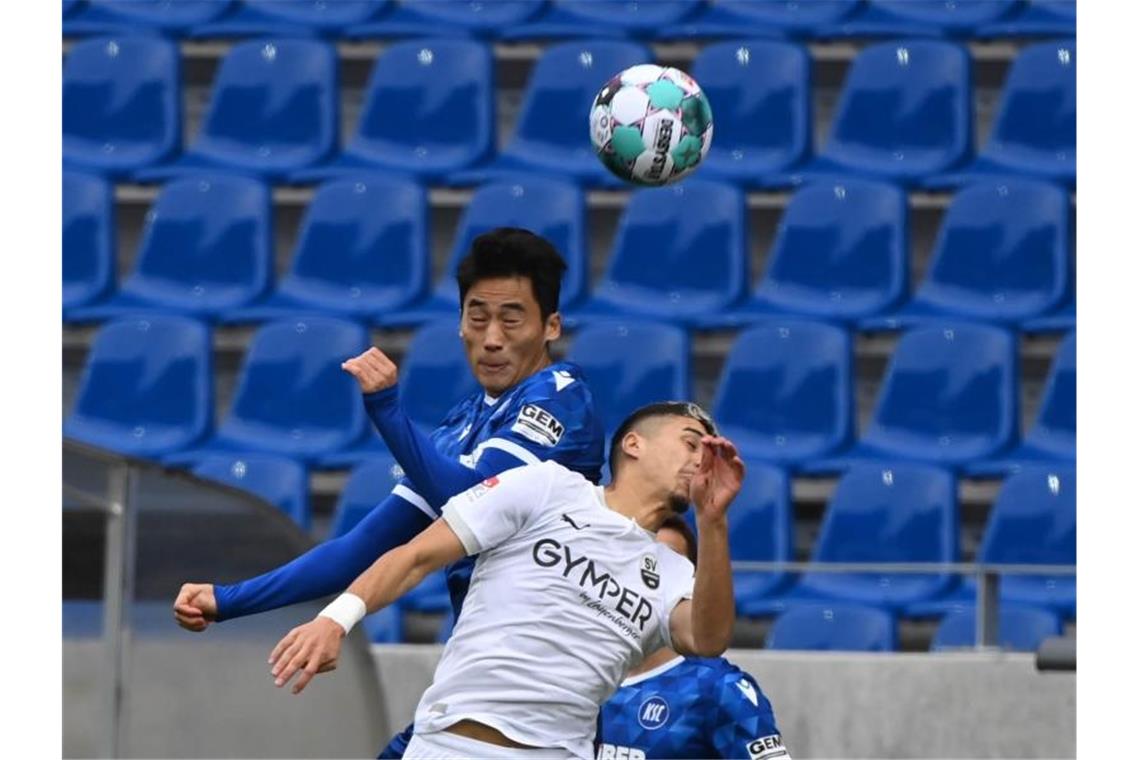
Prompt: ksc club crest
<box><xmin>640</xmin><ymin>554</ymin><xmax>660</xmax><ymax>589</ymax></box>
<box><xmin>637</xmin><ymin>696</ymin><xmax>670</xmax><ymax>730</ymax></box>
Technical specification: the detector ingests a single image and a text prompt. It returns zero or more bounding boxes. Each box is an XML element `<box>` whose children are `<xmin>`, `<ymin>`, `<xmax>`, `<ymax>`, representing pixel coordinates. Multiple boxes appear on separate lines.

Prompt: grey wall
<box><xmin>370</xmin><ymin>646</ymin><xmax>1075</xmax><ymax>760</ymax></box>
<box><xmin>64</xmin><ymin>605</ymin><xmax>387</xmax><ymax>759</ymax></box>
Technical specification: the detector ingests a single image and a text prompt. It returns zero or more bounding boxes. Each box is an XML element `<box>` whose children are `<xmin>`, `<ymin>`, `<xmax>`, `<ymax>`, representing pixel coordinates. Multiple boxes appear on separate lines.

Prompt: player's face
<box><xmin>638</xmin><ymin>416</ymin><xmax>707</xmax><ymax>512</ymax></box>
<box><xmin>460</xmin><ymin>276</ymin><xmax>561</xmax><ymax>396</ymax></box>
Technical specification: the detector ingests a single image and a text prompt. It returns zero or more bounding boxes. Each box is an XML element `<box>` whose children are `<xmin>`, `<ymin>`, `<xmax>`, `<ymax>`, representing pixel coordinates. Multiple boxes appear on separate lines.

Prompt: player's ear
<box><xmin>621</xmin><ymin>430</ymin><xmax>643</xmax><ymax>464</ymax></box>
<box><xmin>544</xmin><ymin>312</ymin><xmax>562</xmax><ymax>343</ymax></box>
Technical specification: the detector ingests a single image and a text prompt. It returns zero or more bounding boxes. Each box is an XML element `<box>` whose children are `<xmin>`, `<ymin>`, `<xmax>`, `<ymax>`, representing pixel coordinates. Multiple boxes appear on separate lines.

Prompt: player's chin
<box><xmin>667</xmin><ymin>493</ymin><xmax>691</xmax><ymax>514</ymax></box>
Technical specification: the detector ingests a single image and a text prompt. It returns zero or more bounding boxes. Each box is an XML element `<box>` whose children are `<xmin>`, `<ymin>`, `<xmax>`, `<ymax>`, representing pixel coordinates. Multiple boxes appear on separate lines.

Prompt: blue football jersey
<box><xmin>397</xmin><ymin>360</ymin><xmax>605</xmax><ymax>617</ymax></box>
<box><xmin>596</xmin><ymin>656</ymin><xmax>788</xmax><ymax>760</ymax></box>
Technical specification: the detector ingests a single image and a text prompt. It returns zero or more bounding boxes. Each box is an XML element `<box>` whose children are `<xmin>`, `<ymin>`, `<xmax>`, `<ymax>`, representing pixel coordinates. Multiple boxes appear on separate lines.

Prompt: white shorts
<box><xmin>405</xmin><ymin>730</ymin><xmax>578</xmax><ymax>759</ymax></box>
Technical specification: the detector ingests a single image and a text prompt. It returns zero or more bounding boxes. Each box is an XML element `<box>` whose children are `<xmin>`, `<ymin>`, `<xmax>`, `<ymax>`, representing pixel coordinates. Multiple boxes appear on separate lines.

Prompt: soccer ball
<box><xmin>589</xmin><ymin>64</ymin><xmax>713</xmax><ymax>186</ymax></box>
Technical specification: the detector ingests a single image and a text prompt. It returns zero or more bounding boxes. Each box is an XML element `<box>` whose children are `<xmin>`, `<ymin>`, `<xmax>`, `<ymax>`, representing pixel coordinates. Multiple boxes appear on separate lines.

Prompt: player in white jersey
<box><xmin>268</xmin><ymin>401</ymin><xmax>743</xmax><ymax>759</ymax></box>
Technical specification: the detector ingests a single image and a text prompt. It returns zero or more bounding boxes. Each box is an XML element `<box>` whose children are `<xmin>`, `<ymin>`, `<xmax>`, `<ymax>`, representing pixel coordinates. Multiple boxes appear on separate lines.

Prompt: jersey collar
<box><xmin>621</xmin><ymin>655</ymin><xmax>686</xmax><ymax>687</ymax></box>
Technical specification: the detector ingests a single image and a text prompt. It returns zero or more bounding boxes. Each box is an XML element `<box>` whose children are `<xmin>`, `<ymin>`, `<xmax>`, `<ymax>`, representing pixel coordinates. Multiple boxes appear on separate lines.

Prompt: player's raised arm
<box><xmin>669</xmin><ymin>437</ymin><xmax>743</xmax><ymax>658</ymax></box>
<box><xmin>266</xmin><ymin>463</ymin><xmax>553</xmax><ymax>694</ymax></box>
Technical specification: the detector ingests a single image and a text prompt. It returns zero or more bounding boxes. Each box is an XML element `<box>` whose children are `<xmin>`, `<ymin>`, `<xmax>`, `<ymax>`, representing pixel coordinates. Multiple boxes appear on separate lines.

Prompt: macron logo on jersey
<box><xmin>511</xmin><ymin>404</ymin><xmax>565</xmax><ymax>447</ymax></box>
<box><xmin>736</xmin><ymin>678</ymin><xmax>759</xmax><ymax>706</ymax></box>
<box><xmin>553</xmin><ymin>370</ymin><xmax>576</xmax><ymax>392</ymax></box>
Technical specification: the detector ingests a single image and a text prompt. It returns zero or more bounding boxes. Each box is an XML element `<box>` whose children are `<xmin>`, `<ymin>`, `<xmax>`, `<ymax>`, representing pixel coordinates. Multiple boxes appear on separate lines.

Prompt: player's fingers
<box><xmin>276</xmin><ymin>645</ymin><xmax>312</xmax><ymax>688</ymax></box>
<box><xmin>341</xmin><ymin>361</ymin><xmax>365</xmax><ymax>380</ymax></box>
<box><xmin>317</xmin><ymin>659</ymin><xmax>338</xmax><ymax>674</ymax></box>
<box><xmin>269</xmin><ymin>630</ymin><xmax>299</xmax><ymax>668</ymax></box>
<box><xmin>174</xmin><ymin>604</ymin><xmax>203</xmax><ymax>620</ymax></box>
<box><xmin>292</xmin><ymin>657</ymin><xmax>324</xmax><ymax>695</ymax></box>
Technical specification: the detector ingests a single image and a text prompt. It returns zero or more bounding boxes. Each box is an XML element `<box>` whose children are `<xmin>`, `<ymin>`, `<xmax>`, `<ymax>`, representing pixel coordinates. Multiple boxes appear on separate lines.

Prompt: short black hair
<box><xmin>658</xmin><ymin>514</ymin><xmax>698</xmax><ymax>564</ymax></box>
<box><xmin>608</xmin><ymin>401</ymin><xmax>717</xmax><ymax>479</ymax></box>
<box><xmin>456</xmin><ymin>227</ymin><xmax>567</xmax><ymax>322</ymax></box>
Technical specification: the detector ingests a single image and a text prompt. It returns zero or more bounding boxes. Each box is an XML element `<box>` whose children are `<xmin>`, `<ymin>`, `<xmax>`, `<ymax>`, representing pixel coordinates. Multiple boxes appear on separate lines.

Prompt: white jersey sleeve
<box><xmin>441</xmin><ymin>460</ymin><xmax>556</xmax><ymax>555</ymax></box>
<box><xmin>656</xmin><ymin>544</ymin><xmax>696</xmax><ymax>652</ymax></box>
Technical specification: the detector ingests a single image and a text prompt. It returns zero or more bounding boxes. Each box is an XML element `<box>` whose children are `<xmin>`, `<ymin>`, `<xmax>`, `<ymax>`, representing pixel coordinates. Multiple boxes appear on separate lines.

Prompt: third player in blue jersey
<box><xmin>596</xmin><ymin>516</ymin><xmax>790</xmax><ymax>760</ymax></box>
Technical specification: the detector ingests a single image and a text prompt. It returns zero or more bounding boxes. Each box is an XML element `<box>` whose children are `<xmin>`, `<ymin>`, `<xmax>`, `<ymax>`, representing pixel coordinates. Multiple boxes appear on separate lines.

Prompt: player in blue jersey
<box><xmin>595</xmin><ymin>516</ymin><xmax>789</xmax><ymax>760</ymax></box>
<box><xmin>172</xmin><ymin>226</ymin><xmax>605</xmax><ymax>631</ymax></box>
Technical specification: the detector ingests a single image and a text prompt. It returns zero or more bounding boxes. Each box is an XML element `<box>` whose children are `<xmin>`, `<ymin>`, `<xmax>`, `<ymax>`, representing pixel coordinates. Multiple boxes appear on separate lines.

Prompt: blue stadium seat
<box><xmin>63</xmin><ymin>35</ymin><xmax>180</xmax><ymax>176</ymax></box>
<box><xmin>362</xmin><ymin>605</ymin><xmax>404</xmax><ymax>644</ymax></box>
<box><xmin>167</xmin><ymin>317</ymin><xmax>370</xmax><ymax>465</ymax></box>
<box><xmin>826</xmin><ymin>0</ymin><xmax>1020</xmax><ymax>38</ymax></box>
<box><xmin>67</xmin><ymin>175</ymin><xmax>272</xmax><ymax>322</ymax></box>
<box><xmin>864</xmin><ymin>180</ymin><xmax>1072</xmax><ymax>330</ymax></box>
<box><xmin>451</xmin><ymin>40</ymin><xmax>651</xmax><ymax>187</ymax></box>
<box><xmin>329</xmin><ymin>455</ymin><xmax>449</xmax><ymax>623</ymax></box>
<box><xmin>330</xmin><ymin>456</ymin><xmax>404</xmax><ymax>538</ymax></box>
<box><xmin>766</xmin><ymin>604</ymin><xmax>898</xmax><ymax>651</ymax></box>
<box><xmin>64</xmin><ymin>0</ymin><xmax>234</xmax><ymax>37</ymax></box>
<box><xmin>982</xmin><ymin>466</ymin><xmax>1076</xmax><ymax>619</ymax></box>
<box><xmin>658</xmin><ymin>1</ymin><xmax>861</xmax><ymax>40</ymax></box>
<box><xmin>63</xmin><ymin>172</ymin><xmax>115</xmax><ymax>316</ymax></box>
<box><xmin>931</xmin><ymin>604</ymin><xmax>1063</xmax><ymax>652</ymax></box>
<box><xmin>347</xmin><ymin>0</ymin><xmax>546</xmax><ymax>39</ymax></box>
<box><xmin>967</xmin><ymin>331</ymin><xmax>1074</xmax><ymax>476</ymax></box>
<box><xmin>63</xmin><ymin>0</ymin><xmax>81</xmax><ymax>18</ymax></box>
<box><xmin>319</xmin><ymin>319</ymin><xmax>479</xmax><ymax>468</ymax></box>
<box><xmin>293</xmin><ymin>39</ymin><xmax>493</xmax><ymax>182</ymax></box>
<box><xmin>64</xmin><ymin>315</ymin><xmax>213</xmax><ymax>458</ymax></box>
<box><xmin>224</xmin><ymin>175</ymin><xmax>428</xmax><ymax>324</ymax></box>
<box><xmin>701</xmin><ymin>179</ymin><xmax>907</xmax><ymax>328</ymax></box>
<box><xmin>193</xmin><ymin>454</ymin><xmax>311</xmax><ymax>530</ymax></box>
<box><xmin>137</xmin><ymin>39</ymin><xmax>337</xmax><ymax>181</ymax></box>
<box><xmin>926</xmin><ymin>41</ymin><xmax>1075</xmax><ymax>188</ymax></box>
<box><xmin>725</xmin><ymin>462</ymin><xmax>795</xmax><ymax>616</ymax></box>
<box><xmin>1023</xmin><ymin>295</ymin><xmax>1074</xmax><ymax>334</ymax></box>
<box><xmin>978</xmin><ymin>0</ymin><xmax>1075</xmax><ymax>37</ymax></box>
<box><xmin>790</xmin><ymin>464</ymin><xmax>958</xmax><ymax>610</ymax></box>
<box><xmin>711</xmin><ymin>320</ymin><xmax>853</xmax><ymax>467</ymax></box>
<box><xmin>565</xmin><ymin>321</ymin><xmax>691</xmax><ymax>436</ymax></box>
<box><xmin>190</xmin><ymin>0</ymin><xmax>390</xmax><ymax>38</ymax></box>
<box><xmin>687</xmin><ymin>40</ymin><xmax>811</xmax><ymax>186</ymax></box>
<box><xmin>501</xmin><ymin>0</ymin><xmax>702</xmax><ymax>40</ymax></box>
<box><xmin>806</xmin><ymin>324</ymin><xmax>1017</xmax><ymax>472</ymax></box>
<box><xmin>573</xmin><ymin>181</ymin><xmax>747</xmax><ymax>325</ymax></box>
<box><xmin>378</xmin><ymin>178</ymin><xmax>587</xmax><ymax>327</ymax></box>
<box><xmin>781</xmin><ymin>40</ymin><xmax>972</xmax><ymax>186</ymax></box>
<box><xmin>909</xmin><ymin>466</ymin><xmax>1076</xmax><ymax>619</ymax></box>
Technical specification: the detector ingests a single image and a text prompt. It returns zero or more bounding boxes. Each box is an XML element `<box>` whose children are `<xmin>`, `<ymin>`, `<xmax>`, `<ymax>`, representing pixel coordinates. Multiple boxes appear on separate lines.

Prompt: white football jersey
<box><xmin>413</xmin><ymin>460</ymin><xmax>696</xmax><ymax>759</ymax></box>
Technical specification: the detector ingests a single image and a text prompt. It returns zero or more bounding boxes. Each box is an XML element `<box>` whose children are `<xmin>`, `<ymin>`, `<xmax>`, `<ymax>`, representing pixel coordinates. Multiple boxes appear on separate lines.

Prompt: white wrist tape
<box><xmin>318</xmin><ymin>593</ymin><xmax>367</xmax><ymax>634</ymax></box>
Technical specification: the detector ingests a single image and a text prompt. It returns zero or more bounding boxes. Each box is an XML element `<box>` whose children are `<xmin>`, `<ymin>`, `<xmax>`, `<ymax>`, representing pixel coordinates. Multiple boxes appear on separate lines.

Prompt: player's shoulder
<box><xmin>514</xmin><ymin>362</ymin><xmax>594</xmax><ymax>405</ymax></box>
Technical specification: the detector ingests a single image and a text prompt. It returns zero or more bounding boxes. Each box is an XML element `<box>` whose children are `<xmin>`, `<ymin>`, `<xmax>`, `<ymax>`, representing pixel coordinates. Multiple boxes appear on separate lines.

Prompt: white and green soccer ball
<box><xmin>589</xmin><ymin>64</ymin><xmax>713</xmax><ymax>186</ymax></box>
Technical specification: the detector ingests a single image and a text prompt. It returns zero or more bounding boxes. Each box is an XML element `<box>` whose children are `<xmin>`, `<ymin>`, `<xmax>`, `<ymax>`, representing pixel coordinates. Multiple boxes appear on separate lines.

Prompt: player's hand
<box><xmin>341</xmin><ymin>347</ymin><xmax>399</xmax><ymax>394</ymax></box>
<box><xmin>268</xmin><ymin>617</ymin><xmax>345</xmax><ymax>695</ymax></box>
<box><xmin>173</xmin><ymin>583</ymin><xmax>217</xmax><ymax>632</ymax></box>
<box><xmin>689</xmin><ymin>436</ymin><xmax>745</xmax><ymax>523</ymax></box>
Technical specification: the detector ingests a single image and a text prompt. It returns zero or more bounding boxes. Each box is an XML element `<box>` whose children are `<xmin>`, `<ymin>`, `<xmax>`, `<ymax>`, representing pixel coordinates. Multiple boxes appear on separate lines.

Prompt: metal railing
<box><xmin>729</xmin><ymin>560</ymin><xmax>1076</xmax><ymax>649</ymax></box>
<box><xmin>63</xmin><ymin>444</ymin><xmax>141</xmax><ymax>758</ymax></box>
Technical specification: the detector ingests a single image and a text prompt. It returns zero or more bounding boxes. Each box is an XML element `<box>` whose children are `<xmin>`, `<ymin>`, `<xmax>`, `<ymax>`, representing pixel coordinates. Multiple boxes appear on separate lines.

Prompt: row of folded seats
<box><xmin>63</xmin><ymin>0</ymin><xmax>1077</xmax><ymax>41</ymax></box>
<box><xmin>63</xmin><ymin>34</ymin><xmax>1076</xmax><ymax>188</ymax></box>
<box><xmin>64</xmin><ymin>172</ymin><xmax>1075</xmax><ymax>332</ymax></box>
<box><xmin>63</xmin><ymin>315</ymin><xmax>1076</xmax><ymax>473</ymax></box>
<box><xmin>193</xmin><ymin>449</ymin><xmax>1074</xmax><ymax>650</ymax></box>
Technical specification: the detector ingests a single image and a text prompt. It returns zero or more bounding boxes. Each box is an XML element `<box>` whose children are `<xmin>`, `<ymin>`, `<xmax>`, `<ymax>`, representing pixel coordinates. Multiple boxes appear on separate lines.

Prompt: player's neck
<box><xmin>602</xmin><ymin>481</ymin><xmax>672</xmax><ymax>531</ymax></box>
<box><xmin>484</xmin><ymin>354</ymin><xmax>554</xmax><ymax>400</ymax></box>
<box><xmin>627</xmin><ymin>647</ymin><xmax>680</xmax><ymax>678</ymax></box>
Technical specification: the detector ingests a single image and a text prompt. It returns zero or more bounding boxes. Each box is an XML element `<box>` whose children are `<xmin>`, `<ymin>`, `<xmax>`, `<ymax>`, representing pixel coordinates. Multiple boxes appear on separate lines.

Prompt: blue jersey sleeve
<box><xmin>213</xmin><ymin>491</ymin><xmax>431</xmax><ymax>622</ymax></box>
<box><xmin>709</xmin><ymin>668</ymin><xmax>787</xmax><ymax>760</ymax></box>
